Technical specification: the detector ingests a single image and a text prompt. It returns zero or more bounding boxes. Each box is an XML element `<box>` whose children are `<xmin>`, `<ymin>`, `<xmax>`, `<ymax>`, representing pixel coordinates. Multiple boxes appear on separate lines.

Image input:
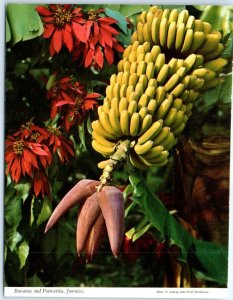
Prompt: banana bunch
<box><xmin>91</xmin><ymin>7</ymin><xmax>228</xmax><ymax>173</ymax></box>
<box><xmin>133</xmin><ymin>6</ymin><xmax>224</xmax><ymax>61</ymax></box>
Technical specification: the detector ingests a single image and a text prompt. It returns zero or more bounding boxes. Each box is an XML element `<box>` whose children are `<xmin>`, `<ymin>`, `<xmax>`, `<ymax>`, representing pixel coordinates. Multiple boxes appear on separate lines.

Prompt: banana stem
<box><xmin>97</xmin><ymin>140</ymin><xmax>131</xmax><ymax>191</ymax></box>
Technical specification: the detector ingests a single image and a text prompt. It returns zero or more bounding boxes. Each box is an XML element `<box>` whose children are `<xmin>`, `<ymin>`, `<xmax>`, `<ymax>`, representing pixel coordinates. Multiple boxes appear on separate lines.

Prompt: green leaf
<box><xmin>6</xmin><ymin>17</ymin><xmax>11</xmax><ymax>42</ymax></box>
<box><xmin>6</xmin><ymin>4</ymin><xmax>44</xmax><ymax>45</ymax></box>
<box><xmin>132</xmin><ymin>223</ymin><xmax>151</xmax><ymax>242</ymax></box>
<box><xmin>14</xmin><ymin>62</ymin><xmax>29</xmax><ymax>77</ymax></box>
<box><xmin>46</xmin><ymin>74</ymin><xmax>56</xmax><ymax>90</ymax></box>
<box><xmin>105</xmin><ymin>8</ymin><xmax>127</xmax><ymax>34</ymax></box>
<box><xmin>78</xmin><ymin>122</ymin><xmax>87</xmax><ymax>150</ymax></box>
<box><xmin>28</xmin><ymin>274</ymin><xmax>44</xmax><ymax>287</ymax></box>
<box><xmin>14</xmin><ymin>182</ymin><xmax>31</xmax><ymax>202</ymax></box>
<box><xmin>37</xmin><ymin>197</ymin><xmax>52</xmax><ymax>226</ymax></box>
<box><xmin>29</xmin><ymin>68</ymin><xmax>49</xmax><ymax>86</ymax></box>
<box><xmin>192</xmin><ymin>240</ymin><xmax>228</xmax><ymax>285</ymax></box>
<box><xmin>129</xmin><ymin>174</ymin><xmax>228</xmax><ymax>285</ymax></box>
<box><xmin>5</xmin><ymin>188</ymin><xmax>22</xmax><ymax>228</ymax></box>
<box><xmin>119</xmin><ymin>5</ymin><xmax>151</xmax><ymax>17</ymax></box>
<box><xmin>17</xmin><ymin>240</ymin><xmax>29</xmax><ymax>269</ymax></box>
<box><xmin>5</xmin><ymin>228</ymin><xmax>22</xmax><ymax>251</ymax></box>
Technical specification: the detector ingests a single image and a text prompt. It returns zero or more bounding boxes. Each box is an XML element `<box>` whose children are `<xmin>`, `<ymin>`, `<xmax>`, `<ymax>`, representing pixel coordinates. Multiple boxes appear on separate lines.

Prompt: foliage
<box><xmin>4</xmin><ymin>4</ymin><xmax>231</xmax><ymax>288</ymax></box>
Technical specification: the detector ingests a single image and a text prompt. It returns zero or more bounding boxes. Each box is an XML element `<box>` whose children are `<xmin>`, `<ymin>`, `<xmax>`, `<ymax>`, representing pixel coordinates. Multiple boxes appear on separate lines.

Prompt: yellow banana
<box><xmin>126</xmin><ymin>85</ymin><xmax>135</xmax><ymax>100</ymax></box>
<box><xmin>153</xmin><ymin>126</ymin><xmax>170</xmax><ymax>145</ymax></box>
<box><xmin>151</xmin><ymin>17</ymin><xmax>160</xmax><ymax>45</ymax></box>
<box><xmin>173</xmin><ymin>122</ymin><xmax>186</xmax><ymax>135</ymax></box>
<box><xmin>147</xmin><ymin>99</ymin><xmax>157</xmax><ymax>115</ymax></box>
<box><xmin>129</xmin><ymin>62</ymin><xmax>138</xmax><ymax>75</ymax></box>
<box><xmin>175</xmin><ymin>23</ymin><xmax>186</xmax><ymax>51</ymax></box>
<box><xmin>151</xmin><ymin>45</ymin><xmax>161</xmax><ymax>62</ymax></box>
<box><xmin>143</xmin><ymin>41</ymin><xmax>151</xmax><ymax>53</ymax></box>
<box><xmin>111</xmin><ymin>97</ymin><xmax>120</xmax><ymax>116</ymax></box>
<box><xmin>145</xmin><ymin>86</ymin><xmax>156</xmax><ymax>99</ymax></box>
<box><xmin>138</xmin><ymin>74</ymin><xmax>148</xmax><ymax>90</ymax></box>
<box><xmin>109</xmin><ymin>108</ymin><xmax>122</xmax><ymax>135</ymax></box>
<box><xmin>177</xmin><ymin>10</ymin><xmax>189</xmax><ymax>25</ymax></box>
<box><xmin>138</xmin><ymin>114</ymin><xmax>153</xmax><ymax>135</ymax></box>
<box><xmin>203</xmin><ymin>21</ymin><xmax>212</xmax><ymax>34</ymax></box>
<box><xmin>161</xmin><ymin>132</ymin><xmax>175</xmax><ymax>150</ymax></box>
<box><xmin>157</xmin><ymin>64</ymin><xmax>170</xmax><ymax>85</ymax></box>
<box><xmin>193</xmin><ymin>78</ymin><xmax>205</xmax><ymax>90</ymax></box>
<box><xmin>138</xmin><ymin>93</ymin><xmax>150</xmax><ymax>108</ymax></box>
<box><xmin>192</xmin><ymin>68</ymin><xmax>209</xmax><ymax>78</ymax></box>
<box><xmin>137</xmin><ymin>61</ymin><xmax>147</xmax><ymax>76</ymax></box>
<box><xmin>103</xmin><ymin>99</ymin><xmax>111</xmax><ymax>113</ymax></box>
<box><xmin>142</xmin><ymin>145</ymin><xmax>164</xmax><ymax>160</ymax></box>
<box><xmin>128</xmin><ymin>100</ymin><xmax>138</xmax><ymax>115</ymax></box>
<box><xmin>134</xmin><ymin>140</ymin><xmax>154</xmax><ymax>155</ymax></box>
<box><xmin>146</xmin><ymin>150</ymin><xmax>169</xmax><ymax>164</ymax></box>
<box><xmin>119</xmin><ymin>97</ymin><xmax>128</xmax><ymax>113</ymax></box>
<box><xmin>128</xmin><ymin>51</ymin><xmax>137</xmax><ymax>63</ymax></box>
<box><xmin>184</xmin><ymin>54</ymin><xmax>197</xmax><ymax>72</ymax></box>
<box><xmin>92</xmin><ymin>131</ymin><xmax>116</xmax><ymax>148</ymax></box>
<box><xmin>135</xmin><ymin>82</ymin><xmax>144</xmax><ymax>97</ymax></box>
<box><xmin>168</xmin><ymin>58</ymin><xmax>178</xmax><ymax>76</ymax></box>
<box><xmin>167</xmin><ymin>21</ymin><xmax>177</xmax><ymax>49</ymax></box>
<box><xmin>130</xmin><ymin>112</ymin><xmax>140</xmax><ymax>136</ymax></box>
<box><xmin>203</xmin><ymin>58</ymin><xmax>228</xmax><ymax>72</ymax></box>
<box><xmin>123</xmin><ymin>45</ymin><xmax>132</xmax><ymax>59</ymax></box>
<box><xmin>186</xmin><ymin>15</ymin><xmax>195</xmax><ymax>29</ymax></box>
<box><xmin>117</xmin><ymin>59</ymin><xmax>124</xmax><ymax>72</ymax></box>
<box><xmin>146</xmin><ymin>62</ymin><xmax>155</xmax><ymax>79</ymax></box>
<box><xmin>197</xmin><ymin>34</ymin><xmax>221</xmax><ymax>55</ymax></box>
<box><xmin>110</xmin><ymin>74</ymin><xmax>117</xmax><ymax>85</ymax></box>
<box><xmin>128</xmin><ymin>92</ymin><xmax>140</xmax><ymax>102</ymax></box>
<box><xmin>139</xmin><ymin>155</ymin><xmax>168</xmax><ymax>167</ymax></box>
<box><xmin>188</xmin><ymin>31</ymin><xmax>205</xmax><ymax>53</ymax></box>
<box><xmin>145</xmin><ymin>53</ymin><xmax>153</xmax><ymax>63</ymax></box>
<box><xmin>106</xmin><ymin>84</ymin><xmax>114</xmax><ymax>100</ymax></box>
<box><xmin>138</xmin><ymin>107</ymin><xmax>149</xmax><ymax>120</ymax></box>
<box><xmin>92</xmin><ymin>120</ymin><xmax>117</xmax><ymax>140</ymax></box>
<box><xmin>139</xmin><ymin>10</ymin><xmax>147</xmax><ymax>23</ymax></box>
<box><xmin>113</xmin><ymin>83</ymin><xmax>121</xmax><ymax>99</ymax></box>
<box><xmin>129</xmin><ymin>73</ymin><xmax>138</xmax><ymax>87</ymax></box>
<box><xmin>148</xmin><ymin>78</ymin><xmax>157</xmax><ymax>88</ymax></box>
<box><xmin>200</xmin><ymin>77</ymin><xmax>224</xmax><ymax>90</ymax></box>
<box><xmin>161</xmin><ymin>8</ymin><xmax>171</xmax><ymax>20</ymax></box>
<box><xmin>131</xmin><ymin>40</ymin><xmax>140</xmax><ymax>51</ymax></box>
<box><xmin>120</xmin><ymin>110</ymin><xmax>130</xmax><ymax>135</ymax></box>
<box><xmin>172</xmin><ymin>98</ymin><xmax>183</xmax><ymax>110</ymax></box>
<box><xmin>204</xmin><ymin>43</ymin><xmax>224</xmax><ymax>61</ymax></box>
<box><xmin>129</xmin><ymin>151</ymin><xmax>148</xmax><ymax>170</ymax></box>
<box><xmin>159</xmin><ymin>18</ymin><xmax>169</xmax><ymax>47</ymax></box>
<box><xmin>155</xmin><ymin>86</ymin><xmax>166</xmax><ymax>106</ymax></box>
<box><xmin>181</xmin><ymin>28</ymin><xmax>194</xmax><ymax>53</ymax></box>
<box><xmin>171</xmin><ymin>110</ymin><xmax>185</xmax><ymax>128</ymax></box>
<box><xmin>92</xmin><ymin>140</ymin><xmax>115</xmax><ymax>156</ymax></box>
<box><xmin>137</xmin><ymin>22</ymin><xmax>144</xmax><ymax>44</ymax></box>
<box><xmin>169</xmin><ymin>9</ymin><xmax>178</xmax><ymax>23</ymax></box>
<box><xmin>194</xmin><ymin>19</ymin><xmax>203</xmax><ymax>32</ymax></box>
<box><xmin>131</xmin><ymin>31</ymin><xmax>138</xmax><ymax>43</ymax></box>
<box><xmin>164</xmin><ymin>107</ymin><xmax>178</xmax><ymax>126</ymax></box>
<box><xmin>176</xmin><ymin>66</ymin><xmax>187</xmax><ymax>79</ymax></box>
<box><xmin>138</xmin><ymin>119</ymin><xmax>163</xmax><ymax>144</ymax></box>
<box><xmin>171</xmin><ymin>83</ymin><xmax>185</xmax><ymax>97</ymax></box>
<box><xmin>154</xmin><ymin>95</ymin><xmax>173</xmax><ymax>120</ymax></box>
<box><xmin>99</xmin><ymin>111</ymin><xmax>119</xmax><ymax>136</ymax></box>
<box><xmin>120</xmin><ymin>84</ymin><xmax>127</xmax><ymax>98</ymax></box>
<box><xmin>136</xmin><ymin>45</ymin><xmax>145</xmax><ymax>57</ymax></box>
<box><xmin>154</xmin><ymin>53</ymin><xmax>166</xmax><ymax>74</ymax></box>
<box><xmin>143</xmin><ymin>23</ymin><xmax>151</xmax><ymax>43</ymax></box>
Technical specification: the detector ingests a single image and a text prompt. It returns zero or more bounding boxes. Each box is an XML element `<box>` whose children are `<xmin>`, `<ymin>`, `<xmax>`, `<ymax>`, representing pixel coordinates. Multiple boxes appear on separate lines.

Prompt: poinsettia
<box><xmin>5</xmin><ymin>135</ymin><xmax>49</xmax><ymax>183</ymax></box>
<box><xmin>36</xmin><ymin>4</ymin><xmax>86</xmax><ymax>56</ymax></box>
<box><xmin>47</xmin><ymin>76</ymin><xmax>100</xmax><ymax>131</ymax></box>
<box><xmin>72</xmin><ymin>8</ymin><xmax>124</xmax><ymax>69</ymax></box>
<box><xmin>43</xmin><ymin>125</ymin><xmax>75</xmax><ymax>162</ymax></box>
<box><xmin>33</xmin><ymin>169</ymin><xmax>50</xmax><ymax>198</ymax></box>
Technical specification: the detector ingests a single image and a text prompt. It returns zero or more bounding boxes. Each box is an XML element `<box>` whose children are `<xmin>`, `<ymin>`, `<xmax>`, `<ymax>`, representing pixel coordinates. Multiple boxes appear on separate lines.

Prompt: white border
<box><xmin>1</xmin><ymin>1</ymin><xmax>233</xmax><ymax>300</ymax></box>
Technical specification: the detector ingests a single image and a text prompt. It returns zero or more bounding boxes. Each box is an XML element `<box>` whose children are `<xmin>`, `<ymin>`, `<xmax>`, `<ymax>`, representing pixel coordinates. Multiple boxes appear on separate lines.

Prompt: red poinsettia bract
<box><xmin>73</xmin><ymin>9</ymin><xmax>124</xmax><ymax>69</ymax></box>
<box><xmin>36</xmin><ymin>4</ymin><xmax>86</xmax><ymax>56</ymax></box>
<box><xmin>47</xmin><ymin>76</ymin><xmax>101</xmax><ymax>131</ymax></box>
<box><xmin>5</xmin><ymin>120</ymin><xmax>74</xmax><ymax>197</ymax></box>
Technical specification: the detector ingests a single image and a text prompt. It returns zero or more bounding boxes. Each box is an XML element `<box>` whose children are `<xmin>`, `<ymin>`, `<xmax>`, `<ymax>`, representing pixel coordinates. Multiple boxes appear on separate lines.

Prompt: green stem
<box><xmin>97</xmin><ymin>139</ymin><xmax>131</xmax><ymax>191</ymax></box>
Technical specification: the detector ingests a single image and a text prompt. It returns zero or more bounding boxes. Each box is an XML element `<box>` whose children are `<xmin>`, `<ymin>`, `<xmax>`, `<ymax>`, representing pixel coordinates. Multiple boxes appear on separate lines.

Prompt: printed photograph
<box><xmin>4</xmin><ymin>3</ymin><xmax>232</xmax><ymax>289</ymax></box>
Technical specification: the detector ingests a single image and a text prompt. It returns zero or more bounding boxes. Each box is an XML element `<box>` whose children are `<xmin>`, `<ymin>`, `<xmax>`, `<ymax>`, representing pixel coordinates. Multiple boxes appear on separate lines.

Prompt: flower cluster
<box><xmin>36</xmin><ymin>5</ymin><xmax>124</xmax><ymax>69</ymax></box>
<box><xmin>47</xmin><ymin>76</ymin><xmax>101</xmax><ymax>131</ymax></box>
<box><xmin>5</xmin><ymin>119</ymin><xmax>74</xmax><ymax>197</ymax></box>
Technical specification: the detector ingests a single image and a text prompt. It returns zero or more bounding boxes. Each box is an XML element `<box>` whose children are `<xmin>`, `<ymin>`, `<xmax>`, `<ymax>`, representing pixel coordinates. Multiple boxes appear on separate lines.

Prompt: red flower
<box><xmin>33</xmin><ymin>170</ymin><xmax>50</xmax><ymax>198</ymax></box>
<box><xmin>36</xmin><ymin>4</ymin><xmax>86</xmax><ymax>56</ymax></box>
<box><xmin>72</xmin><ymin>9</ymin><xmax>124</xmax><ymax>69</ymax></box>
<box><xmin>47</xmin><ymin>76</ymin><xmax>100</xmax><ymax>131</ymax></box>
<box><xmin>43</xmin><ymin>126</ymin><xmax>75</xmax><ymax>162</ymax></box>
<box><xmin>5</xmin><ymin>136</ymin><xmax>49</xmax><ymax>183</ymax></box>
